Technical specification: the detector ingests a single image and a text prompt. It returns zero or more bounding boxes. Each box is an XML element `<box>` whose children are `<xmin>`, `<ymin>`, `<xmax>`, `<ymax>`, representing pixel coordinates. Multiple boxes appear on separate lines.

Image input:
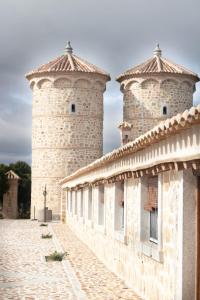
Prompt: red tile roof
<box><xmin>26</xmin><ymin>42</ymin><xmax>110</xmax><ymax>80</ymax></box>
<box><xmin>117</xmin><ymin>45</ymin><xmax>199</xmax><ymax>82</ymax></box>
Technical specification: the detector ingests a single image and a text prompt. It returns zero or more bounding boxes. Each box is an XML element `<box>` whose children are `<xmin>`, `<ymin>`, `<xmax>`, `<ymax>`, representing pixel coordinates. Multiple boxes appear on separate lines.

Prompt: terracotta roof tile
<box><xmin>26</xmin><ymin>42</ymin><xmax>110</xmax><ymax>80</ymax></box>
<box><xmin>118</xmin><ymin>121</ymin><xmax>133</xmax><ymax>129</ymax></box>
<box><xmin>6</xmin><ymin>170</ymin><xmax>21</xmax><ymax>180</ymax></box>
<box><xmin>117</xmin><ymin>45</ymin><xmax>199</xmax><ymax>82</ymax></box>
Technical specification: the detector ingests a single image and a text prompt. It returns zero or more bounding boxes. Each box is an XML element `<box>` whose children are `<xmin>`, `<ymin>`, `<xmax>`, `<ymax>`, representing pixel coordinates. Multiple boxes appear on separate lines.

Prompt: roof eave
<box><xmin>116</xmin><ymin>72</ymin><xmax>200</xmax><ymax>83</ymax></box>
<box><xmin>26</xmin><ymin>70</ymin><xmax>111</xmax><ymax>81</ymax></box>
<box><xmin>60</xmin><ymin>104</ymin><xmax>200</xmax><ymax>185</ymax></box>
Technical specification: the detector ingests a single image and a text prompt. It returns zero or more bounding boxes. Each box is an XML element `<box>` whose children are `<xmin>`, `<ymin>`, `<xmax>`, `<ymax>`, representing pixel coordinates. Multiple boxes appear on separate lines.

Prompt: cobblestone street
<box><xmin>0</xmin><ymin>220</ymin><xmax>141</xmax><ymax>300</ymax></box>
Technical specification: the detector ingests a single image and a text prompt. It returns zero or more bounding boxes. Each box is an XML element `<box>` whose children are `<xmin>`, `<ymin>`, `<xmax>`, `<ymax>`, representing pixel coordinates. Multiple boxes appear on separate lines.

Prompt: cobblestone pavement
<box><xmin>0</xmin><ymin>220</ymin><xmax>78</xmax><ymax>300</ymax></box>
<box><xmin>0</xmin><ymin>220</ymin><xmax>142</xmax><ymax>300</ymax></box>
<box><xmin>52</xmin><ymin>224</ymin><xmax>142</xmax><ymax>300</ymax></box>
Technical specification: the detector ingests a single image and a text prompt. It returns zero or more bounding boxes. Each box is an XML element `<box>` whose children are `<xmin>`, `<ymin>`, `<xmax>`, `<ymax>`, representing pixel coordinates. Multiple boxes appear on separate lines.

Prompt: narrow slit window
<box><xmin>71</xmin><ymin>104</ymin><xmax>76</xmax><ymax>113</ymax></box>
<box><xmin>163</xmin><ymin>106</ymin><xmax>167</xmax><ymax>115</ymax></box>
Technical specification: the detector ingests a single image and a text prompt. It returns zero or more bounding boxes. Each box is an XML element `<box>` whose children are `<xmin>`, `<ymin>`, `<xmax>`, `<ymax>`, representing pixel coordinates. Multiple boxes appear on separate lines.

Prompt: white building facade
<box><xmin>61</xmin><ymin>106</ymin><xmax>200</xmax><ymax>300</ymax></box>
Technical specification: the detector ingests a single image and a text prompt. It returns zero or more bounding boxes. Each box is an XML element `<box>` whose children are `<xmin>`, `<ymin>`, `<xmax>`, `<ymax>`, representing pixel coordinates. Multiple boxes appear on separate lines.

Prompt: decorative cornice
<box><xmin>65</xmin><ymin>159</ymin><xmax>200</xmax><ymax>191</ymax></box>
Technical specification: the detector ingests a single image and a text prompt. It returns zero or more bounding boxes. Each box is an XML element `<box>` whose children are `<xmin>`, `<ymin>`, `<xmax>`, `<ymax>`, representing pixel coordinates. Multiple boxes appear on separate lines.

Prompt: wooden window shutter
<box><xmin>144</xmin><ymin>176</ymin><xmax>158</xmax><ymax>211</ymax></box>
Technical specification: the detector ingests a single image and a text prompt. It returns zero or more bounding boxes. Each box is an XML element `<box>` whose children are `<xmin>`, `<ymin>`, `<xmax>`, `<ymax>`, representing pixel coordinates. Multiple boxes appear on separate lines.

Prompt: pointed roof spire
<box><xmin>65</xmin><ymin>41</ymin><xmax>73</xmax><ymax>54</ymax></box>
<box><xmin>26</xmin><ymin>42</ymin><xmax>110</xmax><ymax>80</ymax></box>
<box><xmin>116</xmin><ymin>43</ymin><xmax>199</xmax><ymax>82</ymax></box>
<box><xmin>153</xmin><ymin>43</ymin><xmax>162</xmax><ymax>57</ymax></box>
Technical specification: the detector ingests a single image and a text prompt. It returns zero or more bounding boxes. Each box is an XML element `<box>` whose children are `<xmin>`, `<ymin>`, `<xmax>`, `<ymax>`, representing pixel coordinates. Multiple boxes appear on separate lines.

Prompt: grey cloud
<box><xmin>0</xmin><ymin>0</ymin><xmax>200</xmax><ymax>163</ymax></box>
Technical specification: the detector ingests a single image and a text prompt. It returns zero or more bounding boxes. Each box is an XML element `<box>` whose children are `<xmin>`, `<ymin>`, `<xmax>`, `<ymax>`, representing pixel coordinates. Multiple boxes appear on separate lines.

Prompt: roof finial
<box><xmin>65</xmin><ymin>41</ymin><xmax>73</xmax><ymax>54</ymax></box>
<box><xmin>153</xmin><ymin>43</ymin><xmax>162</xmax><ymax>57</ymax></box>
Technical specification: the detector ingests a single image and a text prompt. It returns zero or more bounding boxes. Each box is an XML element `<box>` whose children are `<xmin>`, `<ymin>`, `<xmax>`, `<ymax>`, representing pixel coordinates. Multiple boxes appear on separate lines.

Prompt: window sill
<box><xmin>114</xmin><ymin>230</ymin><xmax>127</xmax><ymax>244</ymax></box>
<box><xmin>140</xmin><ymin>242</ymin><xmax>163</xmax><ymax>263</ymax></box>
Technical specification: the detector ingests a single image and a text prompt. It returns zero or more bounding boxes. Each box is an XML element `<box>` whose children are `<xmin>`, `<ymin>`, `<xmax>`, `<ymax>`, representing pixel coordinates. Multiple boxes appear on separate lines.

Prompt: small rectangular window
<box><xmin>163</xmin><ymin>106</ymin><xmax>167</xmax><ymax>115</ymax></box>
<box><xmin>71</xmin><ymin>104</ymin><xmax>76</xmax><ymax>112</ymax></box>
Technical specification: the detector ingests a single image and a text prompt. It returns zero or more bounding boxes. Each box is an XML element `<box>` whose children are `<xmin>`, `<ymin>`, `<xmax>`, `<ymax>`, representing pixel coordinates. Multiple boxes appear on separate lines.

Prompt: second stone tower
<box><xmin>26</xmin><ymin>42</ymin><xmax>110</xmax><ymax>220</ymax></box>
<box><xmin>117</xmin><ymin>45</ymin><xmax>199</xmax><ymax>144</ymax></box>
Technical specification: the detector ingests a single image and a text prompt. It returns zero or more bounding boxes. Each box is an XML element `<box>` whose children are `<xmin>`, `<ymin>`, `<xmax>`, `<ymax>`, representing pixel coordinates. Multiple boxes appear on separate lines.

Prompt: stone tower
<box><xmin>117</xmin><ymin>45</ymin><xmax>199</xmax><ymax>143</ymax></box>
<box><xmin>26</xmin><ymin>42</ymin><xmax>110</xmax><ymax>220</ymax></box>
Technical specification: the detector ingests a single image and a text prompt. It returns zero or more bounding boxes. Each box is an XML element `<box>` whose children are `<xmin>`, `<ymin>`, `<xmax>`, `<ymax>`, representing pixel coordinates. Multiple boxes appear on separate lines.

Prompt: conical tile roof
<box><xmin>26</xmin><ymin>42</ymin><xmax>110</xmax><ymax>80</ymax></box>
<box><xmin>117</xmin><ymin>44</ymin><xmax>199</xmax><ymax>82</ymax></box>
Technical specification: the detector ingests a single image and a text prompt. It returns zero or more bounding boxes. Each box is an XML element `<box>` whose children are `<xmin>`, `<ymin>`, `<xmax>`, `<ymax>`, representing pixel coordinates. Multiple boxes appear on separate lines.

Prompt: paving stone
<box><xmin>0</xmin><ymin>220</ymin><xmax>77</xmax><ymax>300</ymax></box>
<box><xmin>52</xmin><ymin>223</ymin><xmax>142</xmax><ymax>300</ymax></box>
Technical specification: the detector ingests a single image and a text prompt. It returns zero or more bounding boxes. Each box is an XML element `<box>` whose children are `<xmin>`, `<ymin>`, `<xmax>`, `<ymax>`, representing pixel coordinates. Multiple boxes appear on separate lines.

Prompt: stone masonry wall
<box><xmin>121</xmin><ymin>75</ymin><xmax>195</xmax><ymax>140</ymax></box>
<box><xmin>30</xmin><ymin>73</ymin><xmax>107</xmax><ymax>219</ymax></box>
<box><xmin>65</xmin><ymin>169</ymin><xmax>197</xmax><ymax>300</ymax></box>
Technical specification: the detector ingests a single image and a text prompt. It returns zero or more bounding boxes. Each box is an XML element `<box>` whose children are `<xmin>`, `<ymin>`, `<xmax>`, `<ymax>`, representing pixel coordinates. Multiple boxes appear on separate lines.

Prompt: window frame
<box><xmin>98</xmin><ymin>185</ymin><xmax>105</xmax><ymax>226</ymax></box>
<box><xmin>140</xmin><ymin>174</ymin><xmax>163</xmax><ymax>262</ymax></box>
<box><xmin>113</xmin><ymin>180</ymin><xmax>126</xmax><ymax>243</ymax></box>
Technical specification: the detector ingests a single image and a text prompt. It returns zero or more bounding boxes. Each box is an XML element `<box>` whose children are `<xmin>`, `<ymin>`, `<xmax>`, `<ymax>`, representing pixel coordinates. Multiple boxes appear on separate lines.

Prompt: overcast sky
<box><xmin>0</xmin><ymin>0</ymin><xmax>200</xmax><ymax>165</ymax></box>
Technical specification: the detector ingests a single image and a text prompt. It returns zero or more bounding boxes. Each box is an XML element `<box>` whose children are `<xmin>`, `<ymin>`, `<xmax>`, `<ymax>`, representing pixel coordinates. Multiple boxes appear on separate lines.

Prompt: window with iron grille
<box><xmin>144</xmin><ymin>176</ymin><xmax>158</xmax><ymax>243</ymax></box>
<box><xmin>98</xmin><ymin>185</ymin><xmax>104</xmax><ymax>226</ymax></box>
<box><xmin>115</xmin><ymin>181</ymin><xmax>125</xmax><ymax>231</ymax></box>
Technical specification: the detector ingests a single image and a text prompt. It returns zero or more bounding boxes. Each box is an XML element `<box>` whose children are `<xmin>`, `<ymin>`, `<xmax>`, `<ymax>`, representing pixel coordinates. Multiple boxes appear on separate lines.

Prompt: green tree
<box><xmin>0</xmin><ymin>164</ymin><xmax>9</xmax><ymax>207</ymax></box>
<box><xmin>9</xmin><ymin>161</ymin><xmax>31</xmax><ymax>218</ymax></box>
